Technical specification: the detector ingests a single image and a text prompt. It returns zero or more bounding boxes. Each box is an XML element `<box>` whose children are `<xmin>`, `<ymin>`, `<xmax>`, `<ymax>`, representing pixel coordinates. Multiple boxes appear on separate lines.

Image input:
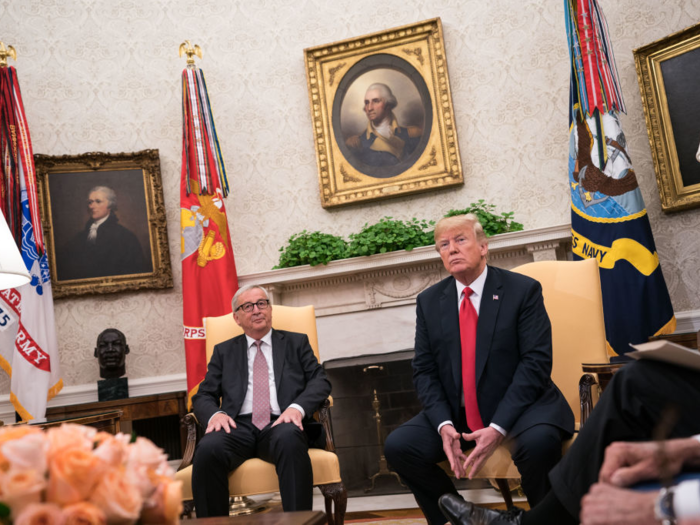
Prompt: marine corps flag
<box><xmin>0</xmin><ymin>65</ymin><xmax>63</xmax><ymax>421</ymax></box>
<box><xmin>564</xmin><ymin>0</ymin><xmax>675</xmax><ymax>355</ymax></box>
<box><xmin>180</xmin><ymin>63</ymin><xmax>238</xmax><ymax>404</ymax></box>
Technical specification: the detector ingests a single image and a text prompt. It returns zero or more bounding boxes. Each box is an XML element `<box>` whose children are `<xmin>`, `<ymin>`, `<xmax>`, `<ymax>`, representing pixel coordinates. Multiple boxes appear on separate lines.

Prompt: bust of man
<box><xmin>94</xmin><ymin>328</ymin><xmax>130</xmax><ymax>379</ymax></box>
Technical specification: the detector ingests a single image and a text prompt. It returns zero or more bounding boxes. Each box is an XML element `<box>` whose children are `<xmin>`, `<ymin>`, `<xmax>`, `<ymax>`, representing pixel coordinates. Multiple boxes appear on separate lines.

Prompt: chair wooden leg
<box><xmin>495</xmin><ymin>478</ymin><xmax>514</xmax><ymax>509</ymax></box>
<box><xmin>180</xmin><ymin>500</ymin><xmax>195</xmax><ymax>519</ymax></box>
<box><xmin>319</xmin><ymin>481</ymin><xmax>347</xmax><ymax>525</ymax></box>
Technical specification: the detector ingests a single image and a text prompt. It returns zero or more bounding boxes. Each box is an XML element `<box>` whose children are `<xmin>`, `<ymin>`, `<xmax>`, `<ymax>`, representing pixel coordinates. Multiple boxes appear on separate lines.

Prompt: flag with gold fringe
<box><xmin>180</xmin><ymin>64</ymin><xmax>238</xmax><ymax>405</ymax></box>
<box><xmin>564</xmin><ymin>0</ymin><xmax>676</xmax><ymax>356</ymax></box>
<box><xmin>0</xmin><ymin>65</ymin><xmax>63</xmax><ymax>421</ymax></box>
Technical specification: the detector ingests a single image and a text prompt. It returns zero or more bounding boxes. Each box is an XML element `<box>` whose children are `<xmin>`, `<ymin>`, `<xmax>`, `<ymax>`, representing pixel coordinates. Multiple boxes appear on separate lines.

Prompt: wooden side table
<box><xmin>46</xmin><ymin>391</ymin><xmax>187</xmax><ymax>458</ymax></box>
<box><xmin>39</xmin><ymin>410</ymin><xmax>123</xmax><ymax>434</ymax></box>
<box><xmin>649</xmin><ymin>330</ymin><xmax>699</xmax><ymax>350</ymax></box>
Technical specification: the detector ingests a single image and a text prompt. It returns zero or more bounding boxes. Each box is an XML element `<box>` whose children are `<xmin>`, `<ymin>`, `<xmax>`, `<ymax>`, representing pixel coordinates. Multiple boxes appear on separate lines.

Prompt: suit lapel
<box><xmin>271</xmin><ymin>329</ymin><xmax>285</xmax><ymax>390</ymax></box>
<box><xmin>475</xmin><ymin>266</ymin><xmax>503</xmax><ymax>384</ymax></box>
<box><xmin>231</xmin><ymin>335</ymin><xmax>249</xmax><ymax>406</ymax></box>
<box><xmin>439</xmin><ymin>277</ymin><xmax>462</xmax><ymax>393</ymax></box>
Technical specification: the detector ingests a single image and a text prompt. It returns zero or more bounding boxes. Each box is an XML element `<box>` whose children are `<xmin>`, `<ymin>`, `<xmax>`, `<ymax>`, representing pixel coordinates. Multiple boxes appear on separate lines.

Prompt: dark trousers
<box><xmin>191</xmin><ymin>414</ymin><xmax>313</xmax><ymax>517</ymax></box>
<box><xmin>549</xmin><ymin>360</ymin><xmax>700</xmax><ymax>520</ymax></box>
<box><xmin>384</xmin><ymin>411</ymin><xmax>564</xmax><ymax>525</ymax></box>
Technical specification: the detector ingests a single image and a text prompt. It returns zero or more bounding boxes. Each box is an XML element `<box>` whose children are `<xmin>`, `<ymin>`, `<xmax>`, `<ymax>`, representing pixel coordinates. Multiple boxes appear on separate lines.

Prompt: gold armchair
<box><xmin>175</xmin><ymin>305</ymin><xmax>347</xmax><ymax>525</ymax></box>
<box><xmin>461</xmin><ymin>258</ymin><xmax>610</xmax><ymax>506</ymax></box>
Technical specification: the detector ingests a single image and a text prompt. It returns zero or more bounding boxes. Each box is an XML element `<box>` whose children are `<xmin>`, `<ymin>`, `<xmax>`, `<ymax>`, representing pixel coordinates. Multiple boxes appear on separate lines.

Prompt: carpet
<box><xmin>345</xmin><ymin>502</ymin><xmax>527</xmax><ymax>524</ymax></box>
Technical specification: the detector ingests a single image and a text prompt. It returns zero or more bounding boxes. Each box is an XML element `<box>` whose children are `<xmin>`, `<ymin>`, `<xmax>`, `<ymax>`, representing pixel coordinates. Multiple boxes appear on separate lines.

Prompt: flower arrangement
<box><xmin>0</xmin><ymin>424</ymin><xmax>182</xmax><ymax>525</ymax></box>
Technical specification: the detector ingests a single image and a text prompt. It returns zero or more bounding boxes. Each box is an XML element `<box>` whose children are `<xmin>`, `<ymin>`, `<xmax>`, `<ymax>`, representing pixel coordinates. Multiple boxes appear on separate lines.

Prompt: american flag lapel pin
<box><xmin>493</xmin><ymin>295</ymin><xmax>499</xmax><ymax>301</ymax></box>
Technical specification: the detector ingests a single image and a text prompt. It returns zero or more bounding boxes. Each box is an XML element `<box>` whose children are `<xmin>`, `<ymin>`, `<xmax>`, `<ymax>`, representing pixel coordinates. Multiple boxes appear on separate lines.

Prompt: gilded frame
<box><xmin>634</xmin><ymin>22</ymin><xmax>700</xmax><ymax>213</ymax></box>
<box><xmin>35</xmin><ymin>149</ymin><xmax>173</xmax><ymax>298</ymax></box>
<box><xmin>304</xmin><ymin>18</ymin><xmax>463</xmax><ymax>208</ymax></box>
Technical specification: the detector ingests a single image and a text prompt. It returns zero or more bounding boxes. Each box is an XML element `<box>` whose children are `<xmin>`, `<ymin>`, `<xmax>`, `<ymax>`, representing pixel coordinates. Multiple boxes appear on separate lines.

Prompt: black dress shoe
<box><xmin>438</xmin><ymin>494</ymin><xmax>525</xmax><ymax>525</ymax></box>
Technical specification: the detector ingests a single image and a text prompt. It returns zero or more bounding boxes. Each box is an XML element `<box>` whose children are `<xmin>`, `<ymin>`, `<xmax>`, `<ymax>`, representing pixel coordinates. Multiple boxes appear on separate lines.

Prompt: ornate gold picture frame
<box><xmin>35</xmin><ymin>149</ymin><xmax>173</xmax><ymax>298</ymax></box>
<box><xmin>304</xmin><ymin>18</ymin><xmax>463</xmax><ymax>208</ymax></box>
<box><xmin>634</xmin><ymin>22</ymin><xmax>700</xmax><ymax>213</ymax></box>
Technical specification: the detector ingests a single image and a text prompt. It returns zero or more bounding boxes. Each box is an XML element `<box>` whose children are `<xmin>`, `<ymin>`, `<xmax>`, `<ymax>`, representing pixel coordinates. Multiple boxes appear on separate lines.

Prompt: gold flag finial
<box><xmin>0</xmin><ymin>42</ymin><xmax>17</xmax><ymax>68</ymax></box>
<box><xmin>179</xmin><ymin>40</ymin><xmax>202</xmax><ymax>68</ymax></box>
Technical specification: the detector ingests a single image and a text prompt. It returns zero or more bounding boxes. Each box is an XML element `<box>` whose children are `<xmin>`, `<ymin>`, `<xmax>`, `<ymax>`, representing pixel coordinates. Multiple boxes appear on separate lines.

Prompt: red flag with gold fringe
<box><xmin>180</xmin><ymin>65</ymin><xmax>238</xmax><ymax>405</ymax></box>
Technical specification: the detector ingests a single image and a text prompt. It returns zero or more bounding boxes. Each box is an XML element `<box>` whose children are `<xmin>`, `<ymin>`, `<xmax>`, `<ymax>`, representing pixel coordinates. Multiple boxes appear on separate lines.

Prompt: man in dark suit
<box><xmin>191</xmin><ymin>284</ymin><xmax>331</xmax><ymax>517</ymax></box>
<box><xmin>384</xmin><ymin>214</ymin><xmax>574</xmax><ymax>525</ymax></box>
<box><xmin>438</xmin><ymin>360</ymin><xmax>700</xmax><ymax>525</ymax></box>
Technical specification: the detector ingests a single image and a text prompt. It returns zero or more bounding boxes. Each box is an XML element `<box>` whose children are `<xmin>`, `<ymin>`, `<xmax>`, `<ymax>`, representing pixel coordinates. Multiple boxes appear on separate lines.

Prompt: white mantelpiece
<box><xmin>239</xmin><ymin>224</ymin><xmax>572</xmax><ymax>361</ymax></box>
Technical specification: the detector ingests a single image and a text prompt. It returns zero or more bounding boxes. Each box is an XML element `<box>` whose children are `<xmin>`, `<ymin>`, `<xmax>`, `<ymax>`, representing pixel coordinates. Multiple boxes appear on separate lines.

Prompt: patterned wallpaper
<box><xmin>1</xmin><ymin>0</ymin><xmax>699</xmax><ymax>390</ymax></box>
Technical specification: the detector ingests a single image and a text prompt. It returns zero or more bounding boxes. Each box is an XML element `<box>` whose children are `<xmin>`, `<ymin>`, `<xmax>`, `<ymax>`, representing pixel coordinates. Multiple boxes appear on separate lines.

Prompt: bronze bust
<box><xmin>94</xmin><ymin>328</ymin><xmax>130</xmax><ymax>379</ymax></box>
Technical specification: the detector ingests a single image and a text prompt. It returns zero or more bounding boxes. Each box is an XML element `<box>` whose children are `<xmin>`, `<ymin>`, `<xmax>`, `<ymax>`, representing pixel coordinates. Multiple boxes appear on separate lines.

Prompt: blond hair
<box><xmin>433</xmin><ymin>214</ymin><xmax>486</xmax><ymax>247</ymax></box>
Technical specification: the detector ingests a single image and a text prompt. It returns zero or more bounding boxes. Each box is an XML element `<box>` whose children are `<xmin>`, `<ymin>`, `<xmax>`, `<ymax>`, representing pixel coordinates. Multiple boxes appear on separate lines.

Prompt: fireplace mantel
<box><xmin>238</xmin><ymin>224</ymin><xmax>572</xmax><ymax>362</ymax></box>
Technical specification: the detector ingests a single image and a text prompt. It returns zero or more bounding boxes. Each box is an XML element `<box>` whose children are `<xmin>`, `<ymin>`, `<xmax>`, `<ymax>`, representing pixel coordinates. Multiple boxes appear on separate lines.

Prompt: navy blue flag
<box><xmin>564</xmin><ymin>0</ymin><xmax>675</xmax><ymax>356</ymax></box>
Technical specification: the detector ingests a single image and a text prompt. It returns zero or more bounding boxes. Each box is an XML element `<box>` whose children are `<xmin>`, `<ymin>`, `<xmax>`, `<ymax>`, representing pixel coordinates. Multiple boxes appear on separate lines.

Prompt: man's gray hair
<box><xmin>231</xmin><ymin>285</ymin><xmax>270</xmax><ymax>312</ymax></box>
<box><xmin>89</xmin><ymin>186</ymin><xmax>117</xmax><ymax>210</ymax></box>
<box><xmin>366</xmin><ymin>83</ymin><xmax>398</xmax><ymax>110</ymax></box>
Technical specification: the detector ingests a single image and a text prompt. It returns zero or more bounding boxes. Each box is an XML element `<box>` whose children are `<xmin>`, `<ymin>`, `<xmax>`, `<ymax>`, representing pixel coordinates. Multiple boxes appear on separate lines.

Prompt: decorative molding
<box><xmin>0</xmin><ymin>373</ymin><xmax>187</xmax><ymax>425</ymax></box>
<box><xmin>237</xmin><ymin>224</ymin><xmax>572</xmax><ymax>318</ymax></box>
<box><xmin>239</xmin><ymin>224</ymin><xmax>572</xmax><ymax>288</ymax></box>
<box><xmin>364</xmin><ymin>270</ymin><xmax>441</xmax><ymax>309</ymax></box>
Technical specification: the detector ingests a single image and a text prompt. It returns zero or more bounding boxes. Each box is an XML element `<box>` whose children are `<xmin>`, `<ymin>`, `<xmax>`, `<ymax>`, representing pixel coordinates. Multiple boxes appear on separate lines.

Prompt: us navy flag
<box><xmin>564</xmin><ymin>0</ymin><xmax>675</xmax><ymax>355</ymax></box>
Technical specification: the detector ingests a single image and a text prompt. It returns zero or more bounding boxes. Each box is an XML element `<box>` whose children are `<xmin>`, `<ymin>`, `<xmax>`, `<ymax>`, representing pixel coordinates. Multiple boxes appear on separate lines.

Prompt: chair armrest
<box><xmin>317</xmin><ymin>398</ymin><xmax>336</xmax><ymax>453</ymax></box>
<box><xmin>578</xmin><ymin>373</ymin><xmax>599</xmax><ymax>429</ymax></box>
<box><xmin>178</xmin><ymin>412</ymin><xmax>200</xmax><ymax>471</ymax></box>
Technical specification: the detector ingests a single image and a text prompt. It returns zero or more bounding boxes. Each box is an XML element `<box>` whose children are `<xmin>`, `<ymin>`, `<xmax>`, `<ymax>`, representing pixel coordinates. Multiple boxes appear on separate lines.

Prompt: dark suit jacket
<box><xmin>413</xmin><ymin>266</ymin><xmax>574</xmax><ymax>438</ymax></box>
<box><xmin>192</xmin><ymin>329</ymin><xmax>331</xmax><ymax>444</ymax></box>
<box><xmin>57</xmin><ymin>213</ymin><xmax>150</xmax><ymax>281</ymax></box>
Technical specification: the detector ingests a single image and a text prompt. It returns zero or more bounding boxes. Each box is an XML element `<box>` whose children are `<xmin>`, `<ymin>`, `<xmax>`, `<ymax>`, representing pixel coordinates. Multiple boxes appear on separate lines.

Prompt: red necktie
<box><xmin>252</xmin><ymin>340</ymin><xmax>271</xmax><ymax>430</ymax></box>
<box><xmin>460</xmin><ymin>288</ymin><xmax>484</xmax><ymax>431</ymax></box>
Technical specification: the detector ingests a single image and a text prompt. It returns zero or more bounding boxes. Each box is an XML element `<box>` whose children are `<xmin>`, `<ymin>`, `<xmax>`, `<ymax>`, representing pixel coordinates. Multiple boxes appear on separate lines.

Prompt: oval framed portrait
<box><xmin>333</xmin><ymin>54</ymin><xmax>433</xmax><ymax>179</ymax></box>
<box><xmin>305</xmin><ymin>18</ymin><xmax>463</xmax><ymax>208</ymax></box>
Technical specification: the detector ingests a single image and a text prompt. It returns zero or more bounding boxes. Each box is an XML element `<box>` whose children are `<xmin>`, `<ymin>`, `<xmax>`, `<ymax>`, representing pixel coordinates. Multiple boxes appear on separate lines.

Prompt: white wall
<box><xmin>1</xmin><ymin>0</ymin><xmax>699</xmax><ymax>391</ymax></box>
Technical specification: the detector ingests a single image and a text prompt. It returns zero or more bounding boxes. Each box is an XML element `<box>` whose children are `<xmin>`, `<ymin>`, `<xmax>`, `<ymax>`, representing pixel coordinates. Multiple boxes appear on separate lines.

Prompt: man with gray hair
<box><xmin>385</xmin><ymin>214</ymin><xmax>573</xmax><ymax>524</ymax></box>
<box><xmin>346</xmin><ymin>82</ymin><xmax>422</xmax><ymax>167</ymax></box>
<box><xmin>191</xmin><ymin>284</ymin><xmax>331</xmax><ymax>517</ymax></box>
<box><xmin>57</xmin><ymin>185</ymin><xmax>148</xmax><ymax>280</ymax></box>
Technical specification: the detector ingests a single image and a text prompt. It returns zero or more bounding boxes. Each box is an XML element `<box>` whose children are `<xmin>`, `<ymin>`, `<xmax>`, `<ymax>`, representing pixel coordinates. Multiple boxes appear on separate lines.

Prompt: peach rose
<box><xmin>0</xmin><ymin>426</ymin><xmax>42</xmax><ymax>471</ymax></box>
<box><xmin>1</xmin><ymin>432</ymin><xmax>48</xmax><ymax>474</ymax></box>
<box><xmin>140</xmin><ymin>479</ymin><xmax>183</xmax><ymax>525</ymax></box>
<box><xmin>125</xmin><ymin>438</ymin><xmax>171</xmax><ymax>499</ymax></box>
<box><xmin>46</xmin><ymin>446</ymin><xmax>105</xmax><ymax>506</ymax></box>
<box><xmin>0</xmin><ymin>469</ymin><xmax>45</xmax><ymax>518</ymax></box>
<box><xmin>13</xmin><ymin>503</ymin><xmax>64</xmax><ymax>525</ymax></box>
<box><xmin>62</xmin><ymin>502</ymin><xmax>106</xmax><ymax>525</ymax></box>
<box><xmin>46</xmin><ymin>424</ymin><xmax>97</xmax><ymax>455</ymax></box>
<box><xmin>90</xmin><ymin>467</ymin><xmax>143</xmax><ymax>525</ymax></box>
<box><xmin>93</xmin><ymin>433</ymin><xmax>130</xmax><ymax>468</ymax></box>
<box><xmin>127</xmin><ymin>437</ymin><xmax>169</xmax><ymax>473</ymax></box>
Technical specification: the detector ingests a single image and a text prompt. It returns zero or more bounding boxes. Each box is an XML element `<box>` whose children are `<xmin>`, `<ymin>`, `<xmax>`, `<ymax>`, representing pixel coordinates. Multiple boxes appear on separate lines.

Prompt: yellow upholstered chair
<box><xmin>175</xmin><ymin>305</ymin><xmax>347</xmax><ymax>525</ymax></box>
<box><xmin>461</xmin><ymin>258</ymin><xmax>610</xmax><ymax>506</ymax></box>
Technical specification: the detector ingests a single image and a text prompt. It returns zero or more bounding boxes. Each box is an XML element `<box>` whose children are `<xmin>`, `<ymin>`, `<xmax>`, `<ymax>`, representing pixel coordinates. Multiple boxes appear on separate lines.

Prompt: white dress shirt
<box><xmin>436</xmin><ymin>266</ymin><xmax>507</xmax><ymax>437</ymax></box>
<box><xmin>240</xmin><ymin>331</ymin><xmax>281</xmax><ymax>416</ymax></box>
<box><xmin>87</xmin><ymin>214</ymin><xmax>109</xmax><ymax>243</ymax></box>
<box><xmin>673</xmin><ymin>434</ymin><xmax>700</xmax><ymax>518</ymax></box>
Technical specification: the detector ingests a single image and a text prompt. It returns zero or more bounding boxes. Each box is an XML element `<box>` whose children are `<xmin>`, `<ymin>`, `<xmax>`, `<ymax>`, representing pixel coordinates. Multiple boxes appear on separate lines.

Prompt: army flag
<box><xmin>181</xmin><ymin>65</ymin><xmax>238</xmax><ymax>405</ymax></box>
<box><xmin>564</xmin><ymin>0</ymin><xmax>676</xmax><ymax>356</ymax></box>
<box><xmin>0</xmin><ymin>65</ymin><xmax>63</xmax><ymax>422</ymax></box>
